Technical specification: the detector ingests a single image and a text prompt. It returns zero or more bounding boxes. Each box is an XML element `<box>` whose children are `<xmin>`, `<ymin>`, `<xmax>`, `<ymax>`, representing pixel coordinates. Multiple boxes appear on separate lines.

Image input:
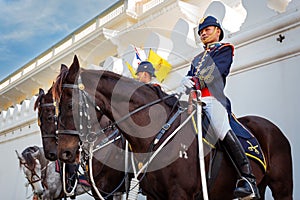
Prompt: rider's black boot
<box><xmin>222</xmin><ymin>130</ymin><xmax>260</xmax><ymax>199</ymax></box>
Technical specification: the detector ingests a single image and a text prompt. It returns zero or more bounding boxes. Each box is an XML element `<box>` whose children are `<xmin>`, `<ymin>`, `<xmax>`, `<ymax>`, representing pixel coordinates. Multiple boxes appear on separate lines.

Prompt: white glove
<box><xmin>175</xmin><ymin>85</ymin><xmax>186</xmax><ymax>94</ymax></box>
<box><xmin>181</xmin><ymin>76</ymin><xmax>194</xmax><ymax>88</ymax></box>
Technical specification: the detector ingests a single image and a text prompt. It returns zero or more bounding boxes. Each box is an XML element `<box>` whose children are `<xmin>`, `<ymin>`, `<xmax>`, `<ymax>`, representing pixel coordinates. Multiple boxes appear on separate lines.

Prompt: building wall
<box><xmin>0</xmin><ymin>0</ymin><xmax>298</xmax><ymax>199</ymax></box>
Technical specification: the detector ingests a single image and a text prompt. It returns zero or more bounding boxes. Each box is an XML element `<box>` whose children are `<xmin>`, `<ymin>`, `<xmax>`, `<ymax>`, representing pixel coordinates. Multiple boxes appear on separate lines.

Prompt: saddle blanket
<box><xmin>194</xmin><ymin>111</ymin><xmax>267</xmax><ymax>172</ymax></box>
<box><xmin>229</xmin><ymin>114</ymin><xmax>267</xmax><ymax>172</ymax></box>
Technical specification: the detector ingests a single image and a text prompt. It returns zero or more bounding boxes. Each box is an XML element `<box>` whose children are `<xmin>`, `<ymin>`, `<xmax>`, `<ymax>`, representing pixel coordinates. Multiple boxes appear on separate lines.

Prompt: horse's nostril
<box><xmin>63</xmin><ymin>151</ymin><xmax>70</xmax><ymax>158</ymax></box>
<box><xmin>47</xmin><ymin>153</ymin><xmax>57</xmax><ymax>161</ymax></box>
<box><xmin>60</xmin><ymin>150</ymin><xmax>74</xmax><ymax>163</ymax></box>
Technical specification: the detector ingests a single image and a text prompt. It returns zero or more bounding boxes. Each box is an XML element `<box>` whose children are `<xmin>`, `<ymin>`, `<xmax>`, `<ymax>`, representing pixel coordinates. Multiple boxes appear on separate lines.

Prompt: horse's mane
<box><xmin>95</xmin><ymin>70</ymin><xmax>180</xmax><ymax>109</ymax></box>
<box><xmin>21</xmin><ymin>146</ymin><xmax>40</xmax><ymax>170</ymax></box>
<box><xmin>100</xmin><ymin>70</ymin><xmax>129</xmax><ymax>83</ymax></box>
<box><xmin>147</xmin><ymin>84</ymin><xmax>178</xmax><ymax>108</ymax></box>
<box><xmin>53</xmin><ymin>65</ymin><xmax>69</xmax><ymax>102</ymax></box>
<box><xmin>100</xmin><ymin>70</ymin><xmax>179</xmax><ymax>107</ymax></box>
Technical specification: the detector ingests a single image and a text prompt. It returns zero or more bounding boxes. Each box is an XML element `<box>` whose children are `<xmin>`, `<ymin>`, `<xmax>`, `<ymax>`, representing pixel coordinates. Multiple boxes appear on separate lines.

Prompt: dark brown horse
<box><xmin>35</xmin><ymin>78</ymin><xmax>127</xmax><ymax>200</ymax></box>
<box><xmin>54</xmin><ymin>55</ymin><xmax>293</xmax><ymax>200</ymax></box>
<box><xmin>34</xmin><ymin>87</ymin><xmax>58</xmax><ymax>161</ymax></box>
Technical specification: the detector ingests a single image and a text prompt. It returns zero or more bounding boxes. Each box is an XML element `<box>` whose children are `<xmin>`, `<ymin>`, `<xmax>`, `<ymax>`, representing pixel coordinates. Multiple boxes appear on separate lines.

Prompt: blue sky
<box><xmin>0</xmin><ymin>0</ymin><xmax>119</xmax><ymax>81</ymax></box>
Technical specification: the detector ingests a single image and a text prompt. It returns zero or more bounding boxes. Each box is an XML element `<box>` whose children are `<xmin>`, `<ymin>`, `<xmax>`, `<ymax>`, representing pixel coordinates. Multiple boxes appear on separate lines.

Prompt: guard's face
<box><xmin>137</xmin><ymin>72</ymin><xmax>151</xmax><ymax>83</ymax></box>
<box><xmin>199</xmin><ymin>26</ymin><xmax>220</xmax><ymax>45</ymax></box>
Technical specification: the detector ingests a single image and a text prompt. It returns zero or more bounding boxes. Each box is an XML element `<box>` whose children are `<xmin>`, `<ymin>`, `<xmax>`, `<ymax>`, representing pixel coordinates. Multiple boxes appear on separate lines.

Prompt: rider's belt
<box><xmin>201</xmin><ymin>87</ymin><xmax>211</xmax><ymax>97</ymax></box>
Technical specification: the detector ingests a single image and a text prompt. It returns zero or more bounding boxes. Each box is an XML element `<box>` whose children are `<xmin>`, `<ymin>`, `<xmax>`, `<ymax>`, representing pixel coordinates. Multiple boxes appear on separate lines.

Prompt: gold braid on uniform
<box><xmin>194</xmin><ymin>50</ymin><xmax>215</xmax><ymax>89</ymax></box>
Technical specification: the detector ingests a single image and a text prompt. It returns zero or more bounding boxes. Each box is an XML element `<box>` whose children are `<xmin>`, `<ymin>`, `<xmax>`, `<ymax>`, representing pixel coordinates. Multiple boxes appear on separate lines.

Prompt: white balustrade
<box><xmin>0</xmin><ymin>96</ymin><xmax>37</xmax><ymax>134</ymax></box>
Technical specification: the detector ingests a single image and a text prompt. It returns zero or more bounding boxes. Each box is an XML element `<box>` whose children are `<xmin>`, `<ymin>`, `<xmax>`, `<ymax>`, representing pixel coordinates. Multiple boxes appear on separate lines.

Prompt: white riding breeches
<box><xmin>201</xmin><ymin>96</ymin><xmax>231</xmax><ymax>140</ymax></box>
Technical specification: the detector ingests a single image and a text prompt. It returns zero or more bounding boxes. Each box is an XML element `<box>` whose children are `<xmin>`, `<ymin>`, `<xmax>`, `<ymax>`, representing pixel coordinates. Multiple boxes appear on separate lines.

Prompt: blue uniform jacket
<box><xmin>187</xmin><ymin>43</ymin><xmax>234</xmax><ymax>113</ymax></box>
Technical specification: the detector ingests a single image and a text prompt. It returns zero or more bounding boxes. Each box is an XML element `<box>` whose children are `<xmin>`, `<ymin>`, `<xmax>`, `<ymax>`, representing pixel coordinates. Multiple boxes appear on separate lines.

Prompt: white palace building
<box><xmin>0</xmin><ymin>0</ymin><xmax>299</xmax><ymax>199</ymax></box>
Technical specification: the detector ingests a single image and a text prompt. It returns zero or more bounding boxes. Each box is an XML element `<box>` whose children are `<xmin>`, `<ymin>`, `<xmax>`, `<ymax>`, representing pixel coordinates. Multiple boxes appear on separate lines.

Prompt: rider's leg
<box><xmin>222</xmin><ymin>130</ymin><xmax>260</xmax><ymax>199</ymax></box>
<box><xmin>202</xmin><ymin>97</ymin><xmax>259</xmax><ymax>199</ymax></box>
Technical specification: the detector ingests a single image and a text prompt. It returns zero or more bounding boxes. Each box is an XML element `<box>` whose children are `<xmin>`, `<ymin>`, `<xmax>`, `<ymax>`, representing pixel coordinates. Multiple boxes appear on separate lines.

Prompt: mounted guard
<box><xmin>179</xmin><ymin>15</ymin><xmax>260</xmax><ymax>199</ymax></box>
<box><xmin>136</xmin><ymin>61</ymin><xmax>156</xmax><ymax>84</ymax></box>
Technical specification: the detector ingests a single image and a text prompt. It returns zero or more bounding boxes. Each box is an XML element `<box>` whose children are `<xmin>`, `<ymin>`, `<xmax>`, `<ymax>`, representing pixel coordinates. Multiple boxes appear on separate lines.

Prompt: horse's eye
<box><xmin>68</xmin><ymin>102</ymin><xmax>73</xmax><ymax>110</ymax></box>
<box><xmin>47</xmin><ymin>115</ymin><xmax>53</xmax><ymax>122</ymax></box>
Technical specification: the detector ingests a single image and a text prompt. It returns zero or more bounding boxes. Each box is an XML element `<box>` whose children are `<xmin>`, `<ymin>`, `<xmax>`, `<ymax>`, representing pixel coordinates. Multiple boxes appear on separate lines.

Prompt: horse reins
<box><xmin>57</xmin><ymin>74</ymin><xmax>177</xmax><ymax>138</ymax></box>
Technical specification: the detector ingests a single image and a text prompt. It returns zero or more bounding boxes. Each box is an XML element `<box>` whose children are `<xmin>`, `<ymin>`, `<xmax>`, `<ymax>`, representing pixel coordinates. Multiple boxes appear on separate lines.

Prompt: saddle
<box><xmin>194</xmin><ymin>110</ymin><xmax>266</xmax><ymax>173</ymax></box>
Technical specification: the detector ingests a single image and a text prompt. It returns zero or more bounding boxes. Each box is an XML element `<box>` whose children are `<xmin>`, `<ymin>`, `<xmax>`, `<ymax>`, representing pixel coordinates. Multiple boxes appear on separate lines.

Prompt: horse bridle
<box><xmin>23</xmin><ymin>163</ymin><xmax>42</xmax><ymax>185</ymax></box>
<box><xmin>38</xmin><ymin>101</ymin><xmax>58</xmax><ymax>140</ymax></box>
<box><xmin>57</xmin><ymin>77</ymin><xmax>98</xmax><ymax>133</ymax></box>
<box><xmin>20</xmin><ymin>158</ymin><xmax>48</xmax><ymax>190</ymax></box>
<box><xmin>56</xmin><ymin>76</ymin><xmax>128</xmax><ymax>199</ymax></box>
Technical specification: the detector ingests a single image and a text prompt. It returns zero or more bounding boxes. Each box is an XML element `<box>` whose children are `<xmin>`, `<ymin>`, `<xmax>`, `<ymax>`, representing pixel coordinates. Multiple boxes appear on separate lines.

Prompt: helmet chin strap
<box><xmin>138</xmin><ymin>72</ymin><xmax>146</xmax><ymax>81</ymax></box>
<box><xmin>200</xmin><ymin>27</ymin><xmax>219</xmax><ymax>45</ymax></box>
<box><xmin>138</xmin><ymin>72</ymin><xmax>151</xmax><ymax>83</ymax></box>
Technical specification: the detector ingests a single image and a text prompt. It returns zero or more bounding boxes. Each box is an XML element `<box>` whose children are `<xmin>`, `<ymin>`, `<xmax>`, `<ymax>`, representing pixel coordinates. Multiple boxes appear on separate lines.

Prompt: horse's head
<box><xmin>54</xmin><ymin>55</ymin><xmax>119</xmax><ymax>164</ymax></box>
<box><xmin>34</xmin><ymin>87</ymin><xmax>58</xmax><ymax>161</ymax></box>
<box><xmin>16</xmin><ymin>146</ymin><xmax>44</xmax><ymax>196</ymax></box>
<box><xmin>53</xmin><ymin>56</ymin><xmax>83</xmax><ymax>163</ymax></box>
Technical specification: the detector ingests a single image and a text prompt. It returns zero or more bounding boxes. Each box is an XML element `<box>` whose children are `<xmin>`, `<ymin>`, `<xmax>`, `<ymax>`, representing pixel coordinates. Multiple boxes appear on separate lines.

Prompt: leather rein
<box><xmin>56</xmin><ymin>75</ymin><xmax>176</xmax><ymax>142</ymax></box>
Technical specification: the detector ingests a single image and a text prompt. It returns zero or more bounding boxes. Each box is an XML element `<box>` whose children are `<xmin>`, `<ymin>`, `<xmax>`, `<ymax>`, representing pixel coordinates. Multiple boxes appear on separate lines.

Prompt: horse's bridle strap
<box><xmin>42</xmin><ymin>135</ymin><xmax>57</xmax><ymax>138</ymax></box>
<box><xmin>39</xmin><ymin>102</ymin><xmax>55</xmax><ymax>107</ymax></box>
<box><xmin>62</xmin><ymin>83</ymin><xmax>78</xmax><ymax>89</ymax></box>
<box><xmin>57</xmin><ymin>130</ymin><xmax>80</xmax><ymax>135</ymax></box>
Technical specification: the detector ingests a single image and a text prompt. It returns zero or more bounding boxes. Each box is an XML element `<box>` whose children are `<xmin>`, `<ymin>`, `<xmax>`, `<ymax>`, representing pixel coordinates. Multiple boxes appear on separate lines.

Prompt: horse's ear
<box><xmin>15</xmin><ymin>150</ymin><xmax>25</xmax><ymax>167</ymax></box>
<box><xmin>74</xmin><ymin>54</ymin><xmax>79</xmax><ymax>63</ymax></box>
<box><xmin>15</xmin><ymin>150</ymin><xmax>23</xmax><ymax>161</ymax></box>
<box><xmin>34</xmin><ymin>88</ymin><xmax>44</xmax><ymax>111</ymax></box>
<box><xmin>31</xmin><ymin>147</ymin><xmax>40</xmax><ymax>158</ymax></box>
<box><xmin>72</xmin><ymin>55</ymin><xmax>79</xmax><ymax>70</ymax></box>
<box><xmin>39</xmin><ymin>88</ymin><xmax>45</xmax><ymax>95</ymax></box>
<box><xmin>68</xmin><ymin>55</ymin><xmax>80</xmax><ymax>79</ymax></box>
<box><xmin>61</xmin><ymin>64</ymin><xmax>68</xmax><ymax>72</ymax></box>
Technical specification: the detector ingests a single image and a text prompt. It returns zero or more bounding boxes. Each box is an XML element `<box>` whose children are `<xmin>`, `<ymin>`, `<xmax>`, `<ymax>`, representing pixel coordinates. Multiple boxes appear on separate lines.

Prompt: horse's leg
<box><xmin>257</xmin><ymin>177</ymin><xmax>267</xmax><ymax>200</ymax></box>
<box><xmin>112</xmin><ymin>193</ymin><xmax>123</xmax><ymax>200</ymax></box>
<box><xmin>260</xmin><ymin>125</ymin><xmax>293</xmax><ymax>200</ymax></box>
<box><xmin>90</xmin><ymin>189</ymin><xmax>102</xmax><ymax>200</ymax></box>
<box><xmin>145</xmin><ymin>196</ymin><xmax>157</xmax><ymax>200</ymax></box>
<box><xmin>42</xmin><ymin>190</ymin><xmax>51</xmax><ymax>200</ymax></box>
<box><xmin>267</xmin><ymin>150</ymin><xmax>293</xmax><ymax>200</ymax></box>
<box><xmin>167</xmin><ymin>187</ymin><xmax>192</xmax><ymax>200</ymax></box>
<box><xmin>239</xmin><ymin>116</ymin><xmax>293</xmax><ymax>200</ymax></box>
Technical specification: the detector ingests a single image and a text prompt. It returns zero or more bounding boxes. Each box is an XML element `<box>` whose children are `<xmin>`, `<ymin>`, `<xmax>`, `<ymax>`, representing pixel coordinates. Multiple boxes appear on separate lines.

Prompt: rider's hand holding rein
<box><xmin>181</xmin><ymin>76</ymin><xmax>195</xmax><ymax>89</ymax></box>
<box><xmin>175</xmin><ymin>76</ymin><xmax>195</xmax><ymax>95</ymax></box>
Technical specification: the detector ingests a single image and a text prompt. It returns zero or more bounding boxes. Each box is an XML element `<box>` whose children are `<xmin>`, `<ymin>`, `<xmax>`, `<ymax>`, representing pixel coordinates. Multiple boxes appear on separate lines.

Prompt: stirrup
<box><xmin>238</xmin><ymin>195</ymin><xmax>256</xmax><ymax>200</ymax></box>
<box><xmin>234</xmin><ymin>177</ymin><xmax>257</xmax><ymax>200</ymax></box>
